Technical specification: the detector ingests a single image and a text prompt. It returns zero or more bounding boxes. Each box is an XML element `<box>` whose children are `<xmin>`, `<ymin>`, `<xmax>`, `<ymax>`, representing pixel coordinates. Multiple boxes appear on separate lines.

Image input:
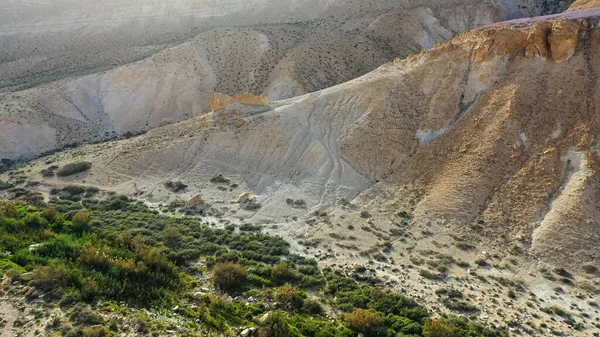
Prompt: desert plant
<box><xmin>211</xmin><ymin>262</ymin><xmax>247</xmax><ymax>291</ymax></box>
<box><xmin>56</xmin><ymin>162</ymin><xmax>92</xmax><ymax>177</ymax></box>
<box><xmin>164</xmin><ymin>181</ymin><xmax>187</xmax><ymax>192</ymax></box>
<box><xmin>271</xmin><ymin>262</ymin><xmax>296</xmax><ymax>284</ymax></box>
<box><xmin>423</xmin><ymin>318</ymin><xmax>453</xmax><ymax>337</ymax></box>
<box><xmin>72</xmin><ymin>209</ymin><xmax>90</xmax><ymax>233</ymax></box>
<box><xmin>344</xmin><ymin>308</ymin><xmax>383</xmax><ymax>334</ymax></box>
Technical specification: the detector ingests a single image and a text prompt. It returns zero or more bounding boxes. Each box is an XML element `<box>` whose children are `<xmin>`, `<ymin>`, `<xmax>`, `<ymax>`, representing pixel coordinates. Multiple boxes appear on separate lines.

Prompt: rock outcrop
<box><xmin>210</xmin><ymin>94</ymin><xmax>269</xmax><ymax>112</ymax></box>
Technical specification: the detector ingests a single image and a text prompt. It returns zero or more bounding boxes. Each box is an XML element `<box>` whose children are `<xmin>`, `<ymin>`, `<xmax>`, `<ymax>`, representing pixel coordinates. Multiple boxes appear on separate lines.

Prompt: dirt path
<box><xmin>0</xmin><ymin>298</ymin><xmax>18</xmax><ymax>337</ymax></box>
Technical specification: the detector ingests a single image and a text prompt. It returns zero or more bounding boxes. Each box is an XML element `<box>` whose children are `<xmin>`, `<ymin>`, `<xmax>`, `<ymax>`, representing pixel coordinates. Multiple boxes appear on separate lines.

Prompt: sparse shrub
<box><xmin>164</xmin><ymin>181</ymin><xmax>187</xmax><ymax>192</ymax></box>
<box><xmin>271</xmin><ymin>262</ymin><xmax>296</xmax><ymax>284</ymax></box>
<box><xmin>210</xmin><ymin>174</ymin><xmax>230</xmax><ymax>184</ymax></box>
<box><xmin>56</xmin><ymin>162</ymin><xmax>92</xmax><ymax>177</ymax></box>
<box><xmin>419</xmin><ymin>269</ymin><xmax>446</xmax><ymax>281</ymax></box>
<box><xmin>554</xmin><ymin>267</ymin><xmax>572</xmax><ymax>278</ymax></box>
<box><xmin>211</xmin><ymin>262</ymin><xmax>247</xmax><ymax>291</ymax></box>
<box><xmin>40</xmin><ymin>168</ymin><xmax>55</xmax><ymax>178</ymax></box>
<box><xmin>0</xmin><ymin>180</ymin><xmax>13</xmax><ymax>190</ymax></box>
<box><xmin>72</xmin><ymin>209</ymin><xmax>90</xmax><ymax>233</ymax></box>
<box><xmin>455</xmin><ymin>242</ymin><xmax>475</xmax><ymax>251</ymax></box>
<box><xmin>360</xmin><ymin>211</ymin><xmax>371</xmax><ymax>219</ymax></box>
<box><xmin>344</xmin><ymin>308</ymin><xmax>383</xmax><ymax>334</ymax></box>
<box><xmin>275</xmin><ymin>283</ymin><xmax>305</xmax><ymax>309</ymax></box>
<box><xmin>582</xmin><ymin>264</ymin><xmax>598</xmax><ymax>274</ymax></box>
<box><xmin>423</xmin><ymin>318</ymin><xmax>453</xmax><ymax>337</ymax></box>
<box><xmin>69</xmin><ymin>304</ymin><xmax>104</xmax><ymax>325</ymax></box>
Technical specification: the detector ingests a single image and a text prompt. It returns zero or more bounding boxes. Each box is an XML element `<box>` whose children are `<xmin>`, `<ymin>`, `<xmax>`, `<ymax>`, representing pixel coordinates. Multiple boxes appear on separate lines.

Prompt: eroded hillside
<box><xmin>2</xmin><ymin>4</ymin><xmax>600</xmax><ymax>337</ymax></box>
<box><xmin>10</xmin><ymin>10</ymin><xmax>599</xmax><ymax>267</ymax></box>
<box><xmin>0</xmin><ymin>0</ymin><xmax>563</xmax><ymax>160</ymax></box>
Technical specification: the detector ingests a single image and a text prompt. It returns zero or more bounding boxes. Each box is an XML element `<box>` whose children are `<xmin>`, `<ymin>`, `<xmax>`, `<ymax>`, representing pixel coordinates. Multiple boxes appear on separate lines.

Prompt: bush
<box><xmin>271</xmin><ymin>262</ymin><xmax>296</xmax><ymax>284</ymax></box>
<box><xmin>301</xmin><ymin>298</ymin><xmax>323</xmax><ymax>315</ymax></box>
<box><xmin>56</xmin><ymin>162</ymin><xmax>92</xmax><ymax>177</ymax></box>
<box><xmin>164</xmin><ymin>181</ymin><xmax>188</xmax><ymax>192</ymax></box>
<box><xmin>211</xmin><ymin>262</ymin><xmax>247</xmax><ymax>291</ymax></box>
<box><xmin>0</xmin><ymin>180</ymin><xmax>13</xmax><ymax>190</ymax></box>
<box><xmin>275</xmin><ymin>283</ymin><xmax>305</xmax><ymax>309</ymax></box>
<box><xmin>260</xmin><ymin>310</ymin><xmax>290</xmax><ymax>337</ymax></box>
<box><xmin>423</xmin><ymin>318</ymin><xmax>453</xmax><ymax>337</ymax></box>
<box><xmin>72</xmin><ymin>209</ymin><xmax>90</xmax><ymax>233</ymax></box>
<box><xmin>344</xmin><ymin>309</ymin><xmax>383</xmax><ymax>334</ymax></box>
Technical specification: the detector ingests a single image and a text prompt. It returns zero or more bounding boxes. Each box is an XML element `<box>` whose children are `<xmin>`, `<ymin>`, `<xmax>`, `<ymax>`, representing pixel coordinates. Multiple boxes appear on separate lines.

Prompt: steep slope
<box><xmin>14</xmin><ymin>11</ymin><xmax>600</xmax><ymax>270</ymax></box>
<box><xmin>0</xmin><ymin>0</ymin><xmax>566</xmax><ymax>161</ymax></box>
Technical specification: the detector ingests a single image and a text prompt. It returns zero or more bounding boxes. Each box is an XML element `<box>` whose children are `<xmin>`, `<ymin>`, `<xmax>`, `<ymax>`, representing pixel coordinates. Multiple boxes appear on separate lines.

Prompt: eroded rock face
<box><xmin>210</xmin><ymin>93</ymin><xmax>269</xmax><ymax>112</ymax></box>
<box><xmin>524</xmin><ymin>19</ymin><xmax>582</xmax><ymax>62</ymax></box>
<box><xmin>548</xmin><ymin>19</ymin><xmax>582</xmax><ymax>61</ymax></box>
<box><xmin>524</xmin><ymin>21</ymin><xmax>553</xmax><ymax>59</ymax></box>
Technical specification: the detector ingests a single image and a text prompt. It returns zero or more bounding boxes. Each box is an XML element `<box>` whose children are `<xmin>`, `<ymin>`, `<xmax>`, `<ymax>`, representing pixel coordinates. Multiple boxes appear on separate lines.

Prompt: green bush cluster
<box><xmin>56</xmin><ymin>161</ymin><xmax>92</xmax><ymax>177</ymax></box>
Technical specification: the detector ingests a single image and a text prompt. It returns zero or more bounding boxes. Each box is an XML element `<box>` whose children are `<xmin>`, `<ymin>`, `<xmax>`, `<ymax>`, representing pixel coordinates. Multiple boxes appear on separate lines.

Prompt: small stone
<box><xmin>192</xmin><ymin>291</ymin><xmax>205</xmax><ymax>299</ymax></box>
<box><xmin>259</xmin><ymin>312</ymin><xmax>270</xmax><ymax>323</ymax></box>
<box><xmin>25</xmin><ymin>287</ymin><xmax>37</xmax><ymax>299</ymax></box>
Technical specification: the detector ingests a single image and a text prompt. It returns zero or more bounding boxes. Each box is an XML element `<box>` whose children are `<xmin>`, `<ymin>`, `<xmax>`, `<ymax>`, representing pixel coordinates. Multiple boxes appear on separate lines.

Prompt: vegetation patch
<box><xmin>0</xmin><ymin>187</ymin><xmax>508</xmax><ymax>337</ymax></box>
<box><xmin>0</xmin><ymin>180</ymin><xmax>13</xmax><ymax>190</ymax></box>
<box><xmin>56</xmin><ymin>161</ymin><xmax>92</xmax><ymax>177</ymax></box>
<box><xmin>164</xmin><ymin>180</ymin><xmax>188</xmax><ymax>192</ymax></box>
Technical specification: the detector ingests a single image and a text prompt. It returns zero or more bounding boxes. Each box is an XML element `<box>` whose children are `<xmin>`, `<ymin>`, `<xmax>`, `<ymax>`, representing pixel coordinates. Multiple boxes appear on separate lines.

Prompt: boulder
<box><xmin>187</xmin><ymin>194</ymin><xmax>205</xmax><ymax>206</ymax></box>
<box><xmin>548</xmin><ymin>19</ymin><xmax>581</xmax><ymax>62</ymax></box>
<box><xmin>240</xmin><ymin>328</ymin><xmax>256</xmax><ymax>337</ymax></box>
<box><xmin>237</xmin><ymin>193</ymin><xmax>253</xmax><ymax>203</ymax></box>
<box><xmin>20</xmin><ymin>272</ymin><xmax>34</xmax><ymax>281</ymax></box>
<box><xmin>25</xmin><ymin>286</ymin><xmax>37</xmax><ymax>299</ymax></box>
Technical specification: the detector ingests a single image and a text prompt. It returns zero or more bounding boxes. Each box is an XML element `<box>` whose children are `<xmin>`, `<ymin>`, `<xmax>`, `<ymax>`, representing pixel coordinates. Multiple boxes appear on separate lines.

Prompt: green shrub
<box><xmin>56</xmin><ymin>162</ymin><xmax>92</xmax><ymax>177</ymax></box>
<box><xmin>344</xmin><ymin>308</ymin><xmax>384</xmax><ymax>334</ymax></box>
<box><xmin>260</xmin><ymin>310</ymin><xmax>290</xmax><ymax>337</ymax></box>
<box><xmin>423</xmin><ymin>318</ymin><xmax>453</xmax><ymax>337</ymax></box>
<box><xmin>271</xmin><ymin>262</ymin><xmax>296</xmax><ymax>284</ymax></box>
<box><xmin>275</xmin><ymin>283</ymin><xmax>305</xmax><ymax>309</ymax></box>
<box><xmin>0</xmin><ymin>180</ymin><xmax>13</xmax><ymax>190</ymax></box>
<box><xmin>72</xmin><ymin>209</ymin><xmax>90</xmax><ymax>233</ymax></box>
<box><xmin>211</xmin><ymin>262</ymin><xmax>247</xmax><ymax>291</ymax></box>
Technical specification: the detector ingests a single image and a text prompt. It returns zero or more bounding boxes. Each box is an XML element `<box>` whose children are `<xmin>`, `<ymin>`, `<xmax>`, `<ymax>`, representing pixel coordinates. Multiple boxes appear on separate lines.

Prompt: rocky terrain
<box><xmin>0</xmin><ymin>0</ymin><xmax>565</xmax><ymax>160</ymax></box>
<box><xmin>2</xmin><ymin>0</ymin><xmax>600</xmax><ymax>337</ymax></box>
<box><xmin>1</xmin><ymin>5</ymin><xmax>599</xmax><ymax>336</ymax></box>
